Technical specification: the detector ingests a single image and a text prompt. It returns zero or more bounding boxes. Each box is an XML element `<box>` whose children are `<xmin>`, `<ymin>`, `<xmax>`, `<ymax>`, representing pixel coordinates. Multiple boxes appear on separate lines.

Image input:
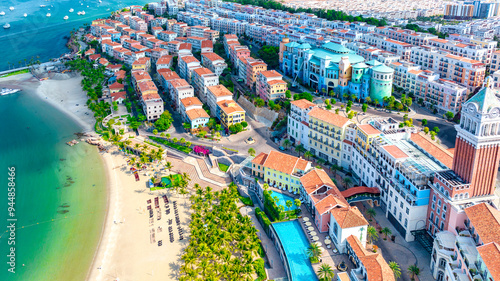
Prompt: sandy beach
<box><xmin>87</xmin><ymin>147</ymin><xmax>192</xmax><ymax>281</ymax></box>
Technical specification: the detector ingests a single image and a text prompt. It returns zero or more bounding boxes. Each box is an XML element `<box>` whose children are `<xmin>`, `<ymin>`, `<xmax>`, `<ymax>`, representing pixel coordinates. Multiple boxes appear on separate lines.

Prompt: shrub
<box><xmin>255</xmin><ymin>207</ymin><xmax>272</xmax><ymax>235</ymax></box>
<box><xmin>148</xmin><ymin>136</ymin><xmax>192</xmax><ymax>154</ymax></box>
<box><xmin>254</xmin><ymin>258</ymin><xmax>267</xmax><ymax>281</ymax></box>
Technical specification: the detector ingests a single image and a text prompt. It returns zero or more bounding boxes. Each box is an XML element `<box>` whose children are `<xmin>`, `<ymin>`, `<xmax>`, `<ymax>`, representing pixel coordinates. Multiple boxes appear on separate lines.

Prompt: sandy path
<box><xmin>87</xmin><ymin>148</ymin><xmax>192</xmax><ymax>281</ymax></box>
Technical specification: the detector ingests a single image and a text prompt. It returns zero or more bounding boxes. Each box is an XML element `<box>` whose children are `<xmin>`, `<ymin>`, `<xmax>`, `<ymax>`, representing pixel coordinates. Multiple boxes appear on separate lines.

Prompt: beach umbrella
<box><xmin>315</xmin><ymin>242</ymin><xmax>322</xmax><ymax>247</ymax></box>
<box><xmin>307</xmin><ymin>226</ymin><xmax>314</xmax><ymax>231</ymax></box>
<box><xmin>312</xmin><ymin>236</ymin><xmax>319</xmax><ymax>241</ymax></box>
<box><xmin>318</xmin><ymin>246</ymin><xmax>325</xmax><ymax>253</ymax></box>
<box><xmin>303</xmin><ymin>217</ymin><xmax>309</xmax><ymax>222</ymax></box>
<box><xmin>310</xmin><ymin>231</ymin><xmax>317</xmax><ymax>236</ymax></box>
<box><xmin>305</xmin><ymin>222</ymin><xmax>312</xmax><ymax>226</ymax></box>
<box><xmin>324</xmin><ymin>239</ymin><xmax>332</xmax><ymax>245</ymax></box>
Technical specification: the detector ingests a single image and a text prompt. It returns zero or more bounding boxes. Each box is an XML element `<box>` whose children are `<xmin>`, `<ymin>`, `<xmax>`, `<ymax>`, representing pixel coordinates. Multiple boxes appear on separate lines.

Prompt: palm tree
<box><xmin>389</xmin><ymin>261</ymin><xmax>402</xmax><ymax>280</ymax></box>
<box><xmin>285</xmin><ymin>200</ymin><xmax>293</xmax><ymax>211</ymax></box>
<box><xmin>294</xmin><ymin>199</ymin><xmax>301</xmax><ymax>209</ymax></box>
<box><xmin>382</xmin><ymin>227</ymin><xmax>392</xmax><ymax>240</ymax></box>
<box><xmin>283</xmin><ymin>139</ymin><xmax>291</xmax><ymax>149</ymax></box>
<box><xmin>295</xmin><ymin>144</ymin><xmax>305</xmax><ymax>157</ymax></box>
<box><xmin>182</xmin><ymin>172</ymin><xmax>191</xmax><ymax>182</ymax></box>
<box><xmin>248</xmin><ymin>147</ymin><xmax>256</xmax><ymax>156</ymax></box>
<box><xmin>366</xmin><ymin>208</ymin><xmax>376</xmax><ymax>221</ymax></box>
<box><xmin>304</xmin><ymin>151</ymin><xmax>313</xmax><ymax>160</ymax></box>
<box><xmin>367</xmin><ymin>225</ymin><xmax>379</xmax><ymax>244</ymax></box>
<box><xmin>165</xmin><ymin>162</ymin><xmax>172</xmax><ymax>172</ymax></box>
<box><xmin>407</xmin><ymin>264</ymin><xmax>420</xmax><ymax>281</ymax></box>
<box><xmin>317</xmin><ymin>263</ymin><xmax>335</xmax><ymax>281</ymax></box>
<box><xmin>306</xmin><ymin>243</ymin><xmax>322</xmax><ymax>261</ymax></box>
<box><xmin>342</xmin><ymin>177</ymin><xmax>353</xmax><ymax>189</ymax></box>
<box><xmin>263</xmin><ymin>183</ymin><xmax>269</xmax><ymax>192</ymax></box>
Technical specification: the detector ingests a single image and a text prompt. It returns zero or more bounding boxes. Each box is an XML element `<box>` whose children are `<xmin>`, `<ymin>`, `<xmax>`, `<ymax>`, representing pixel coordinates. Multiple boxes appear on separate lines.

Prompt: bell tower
<box><xmin>452</xmin><ymin>79</ymin><xmax>500</xmax><ymax>197</ymax></box>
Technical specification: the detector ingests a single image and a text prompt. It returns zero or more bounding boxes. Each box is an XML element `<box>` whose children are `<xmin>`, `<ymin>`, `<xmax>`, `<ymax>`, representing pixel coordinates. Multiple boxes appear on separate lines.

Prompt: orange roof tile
<box><xmin>464</xmin><ymin>203</ymin><xmax>500</xmax><ymax>245</ymax></box>
<box><xmin>330</xmin><ymin>206</ymin><xmax>368</xmax><ymax>229</ymax></box>
<box><xmin>217</xmin><ymin>100</ymin><xmax>244</xmax><ymax>115</ymax></box>
<box><xmin>308</xmin><ymin>107</ymin><xmax>350</xmax><ymax>128</ymax></box>
<box><xmin>346</xmin><ymin>235</ymin><xmax>371</xmax><ymax>257</ymax></box>
<box><xmin>261</xmin><ymin>151</ymin><xmax>302</xmax><ymax>175</ymax></box>
<box><xmin>251</xmin><ymin>152</ymin><xmax>268</xmax><ymax>165</ymax></box>
<box><xmin>315</xmin><ymin>194</ymin><xmax>345</xmax><ymax>215</ymax></box>
<box><xmin>410</xmin><ymin>133</ymin><xmax>453</xmax><ymax>168</ymax></box>
<box><xmin>382</xmin><ymin>145</ymin><xmax>409</xmax><ymax>159</ymax></box>
<box><xmin>194</xmin><ymin>67</ymin><xmax>213</xmax><ymax>76</ymax></box>
<box><xmin>109</xmin><ymin>82</ymin><xmax>124</xmax><ymax>89</ymax></box>
<box><xmin>477</xmin><ymin>242</ymin><xmax>500</xmax><ymax>281</ymax></box>
<box><xmin>157</xmin><ymin>55</ymin><xmax>173</xmax><ymax>65</ymax></box>
<box><xmin>186</xmin><ymin>108</ymin><xmax>209</xmax><ymax>121</ymax></box>
<box><xmin>291</xmin><ymin>99</ymin><xmax>317</xmax><ymax>109</ymax></box>
<box><xmin>202</xmin><ymin>52</ymin><xmax>224</xmax><ymax>62</ymax></box>
<box><xmin>359</xmin><ymin>254</ymin><xmax>396</xmax><ymax>281</ymax></box>
<box><xmin>180</xmin><ymin>96</ymin><xmax>202</xmax><ymax>108</ymax></box>
<box><xmin>268</xmin><ymin>80</ymin><xmax>287</xmax><ymax>86</ymax></box>
<box><xmin>180</xmin><ymin>55</ymin><xmax>199</xmax><ymax>64</ymax></box>
<box><xmin>208</xmin><ymin>85</ymin><xmax>232</xmax><ymax>97</ymax></box>
<box><xmin>358</xmin><ymin>124</ymin><xmax>381</xmax><ymax>135</ymax></box>
<box><xmin>300</xmin><ymin>169</ymin><xmax>337</xmax><ymax>195</ymax></box>
<box><xmin>259</xmin><ymin>70</ymin><xmax>282</xmax><ymax>78</ymax></box>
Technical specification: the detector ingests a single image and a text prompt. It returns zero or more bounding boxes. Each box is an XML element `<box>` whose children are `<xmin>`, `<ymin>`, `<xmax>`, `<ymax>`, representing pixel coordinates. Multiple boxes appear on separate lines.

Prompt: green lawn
<box><xmin>151</xmin><ymin>174</ymin><xmax>183</xmax><ymax>191</ymax></box>
<box><xmin>149</xmin><ymin>136</ymin><xmax>192</xmax><ymax>154</ymax></box>
<box><xmin>0</xmin><ymin>69</ymin><xmax>30</xmax><ymax>78</ymax></box>
<box><xmin>218</xmin><ymin>163</ymin><xmax>229</xmax><ymax>172</ymax></box>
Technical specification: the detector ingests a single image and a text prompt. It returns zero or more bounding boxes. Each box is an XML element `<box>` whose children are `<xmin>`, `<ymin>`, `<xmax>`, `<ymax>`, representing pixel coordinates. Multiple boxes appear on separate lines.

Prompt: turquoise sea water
<box><xmin>0</xmin><ymin>0</ymin><xmax>150</xmax><ymax>72</ymax></box>
<box><xmin>0</xmin><ymin>88</ymin><xmax>107</xmax><ymax>280</ymax></box>
<box><xmin>269</xmin><ymin>190</ymin><xmax>298</xmax><ymax>210</ymax></box>
<box><xmin>273</xmin><ymin>220</ymin><xmax>318</xmax><ymax>281</ymax></box>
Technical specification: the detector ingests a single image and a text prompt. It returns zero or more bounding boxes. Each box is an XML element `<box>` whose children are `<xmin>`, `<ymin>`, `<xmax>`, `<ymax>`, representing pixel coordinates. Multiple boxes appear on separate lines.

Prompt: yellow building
<box><xmin>307</xmin><ymin>107</ymin><xmax>352</xmax><ymax>165</ymax></box>
<box><xmin>251</xmin><ymin>151</ymin><xmax>312</xmax><ymax>193</ymax></box>
<box><xmin>355</xmin><ymin>124</ymin><xmax>382</xmax><ymax>153</ymax></box>
<box><xmin>216</xmin><ymin>100</ymin><xmax>245</xmax><ymax>129</ymax></box>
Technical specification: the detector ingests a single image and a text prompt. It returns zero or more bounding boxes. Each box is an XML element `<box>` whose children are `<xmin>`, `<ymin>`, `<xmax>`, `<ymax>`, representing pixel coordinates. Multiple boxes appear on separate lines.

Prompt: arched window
<box><xmin>464</xmin><ymin>193</ymin><xmax>469</xmax><ymax>198</ymax></box>
<box><xmin>437</xmin><ymin>199</ymin><xmax>442</xmax><ymax>207</ymax></box>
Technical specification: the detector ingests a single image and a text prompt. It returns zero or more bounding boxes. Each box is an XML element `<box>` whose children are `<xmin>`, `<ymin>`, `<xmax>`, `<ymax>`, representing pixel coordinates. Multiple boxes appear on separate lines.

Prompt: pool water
<box><xmin>161</xmin><ymin>177</ymin><xmax>172</xmax><ymax>187</ymax></box>
<box><xmin>269</xmin><ymin>190</ymin><xmax>298</xmax><ymax>210</ymax></box>
<box><xmin>273</xmin><ymin>220</ymin><xmax>318</xmax><ymax>281</ymax></box>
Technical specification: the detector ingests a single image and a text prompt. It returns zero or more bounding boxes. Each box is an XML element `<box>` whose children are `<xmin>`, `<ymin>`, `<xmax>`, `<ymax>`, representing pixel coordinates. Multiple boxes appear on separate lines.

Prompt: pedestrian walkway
<box><xmin>194</xmin><ymin>157</ymin><xmax>231</xmax><ymax>184</ymax></box>
<box><xmin>168</xmin><ymin>157</ymin><xmax>224</xmax><ymax>191</ymax></box>
<box><xmin>357</xmin><ymin>202</ymin><xmax>433</xmax><ymax>281</ymax></box>
<box><xmin>242</xmin><ymin>206</ymin><xmax>287</xmax><ymax>280</ymax></box>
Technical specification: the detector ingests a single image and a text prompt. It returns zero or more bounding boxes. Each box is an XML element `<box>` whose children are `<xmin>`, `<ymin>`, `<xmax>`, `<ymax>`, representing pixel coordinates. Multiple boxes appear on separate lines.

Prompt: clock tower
<box><xmin>452</xmin><ymin>79</ymin><xmax>500</xmax><ymax>197</ymax></box>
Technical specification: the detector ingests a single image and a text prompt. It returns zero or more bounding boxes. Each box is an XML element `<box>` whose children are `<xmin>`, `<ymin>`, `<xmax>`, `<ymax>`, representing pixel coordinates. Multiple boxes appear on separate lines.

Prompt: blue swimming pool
<box><xmin>273</xmin><ymin>220</ymin><xmax>318</xmax><ymax>281</ymax></box>
<box><xmin>269</xmin><ymin>190</ymin><xmax>298</xmax><ymax>210</ymax></box>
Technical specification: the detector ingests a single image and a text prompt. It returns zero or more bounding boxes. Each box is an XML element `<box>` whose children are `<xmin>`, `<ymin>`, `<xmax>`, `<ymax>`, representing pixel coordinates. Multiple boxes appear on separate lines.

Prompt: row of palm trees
<box><xmin>178</xmin><ymin>184</ymin><xmax>264</xmax><ymax>281</ymax></box>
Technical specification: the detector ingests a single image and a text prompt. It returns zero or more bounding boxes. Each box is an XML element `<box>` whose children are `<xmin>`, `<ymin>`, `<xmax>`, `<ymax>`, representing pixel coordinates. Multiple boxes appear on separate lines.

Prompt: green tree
<box><xmin>295</xmin><ymin>144</ymin><xmax>305</xmax><ymax>157</ymax></box>
<box><xmin>433</xmin><ymin>126</ymin><xmax>440</xmax><ymax>133</ymax></box>
<box><xmin>255</xmin><ymin>98</ymin><xmax>265</xmax><ymax>107</ymax></box>
<box><xmin>294</xmin><ymin>199</ymin><xmax>301</xmax><ymax>209</ymax></box>
<box><xmin>421</xmin><ymin>119</ymin><xmax>427</xmax><ymax>126</ymax></box>
<box><xmin>241</xmin><ymin>121</ymin><xmax>248</xmax><ymax>128</ymax></box>
<box><xmin>367</xmin><ymin>225</ymin><xmax>379</xmax><ymax>244</ymax></box>
<box><xmin>153</xmin><ymin>129</ymin><xmax>158</xmax><ymax>135</ymax></box>
<box><xmin>257</xmin><ymin>45</ymin><xmax>279</xmax><ymax>69</ymax></box>
<box><xmin>154</xmin><ymin>111</ymin><xmax>173</xmax><ymax>131</ymax></box>
<box><xmin>342</xmin><ymin>177</ymin><xmax>353</xmax><ymax>189</ymax></box>
<box><xmin>444</xmin><ymin>111</ymin><xmax>454</xmax><ymax>120</ymax></box>
<box><xmin>285</xmin><ymin>200</ymin><xmax>293</xmax><ymax>211</ymax></box>
<box><xmin>362</xmin><ymin>103</ymin><xmax>368</xmax><ymax>112</ymax></box>
<box><xmin>317</xmin><ymin>264</ymin><xmax>335</xmax><ymax>281</ymax></box>
<box><xmin>366</xmin><ymin>208</ymin><xmax>376</xmax><ymax>221</ymax></box>
<box><xmin>285</xmin><ymin>90</ymin><xmax>291</xmax><ymax>99</ymax></box>
<box><xmin>248</xmin><ymin>147</ymin><xmax>256</xmax><ymax>156</ymax></box>
<box><xmin>304</xmin><ymin>151</ymin><xmax>313</xmax><ymax>160</ymax></box>
<box><xmin>408</xmin><ymin>264</ymin><xmax>420</xmax><ymax>281</ymax></box>
<box><xmin>306</xmin><ymin>243</ymin><xmax>322</xmax><ymax>260</ymax></box>
<box><xmin>424</xmin><ymin>127</ymin><xmax>429</xmax><ymax>134</ymax></box>
<box><xmin>389</xmin><ymin>261</ymin><xmax>402</xmax><ymax>280</ymax></box>
<box><xmin>283</xmin><ymin>139</ymin><xmax>291</xmax><ymax>149</ymax></box>
<box><xmin>382</xmin><ymin>227</ymin><xmax>392</xmax><ymax>240</ymax></box>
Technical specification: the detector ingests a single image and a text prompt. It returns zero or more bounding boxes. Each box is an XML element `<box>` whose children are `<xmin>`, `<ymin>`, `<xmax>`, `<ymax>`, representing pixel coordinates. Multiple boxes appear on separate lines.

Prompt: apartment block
<box><xmin>191</xmin><ymin>67</ymin><xmax>219</xmax><ymax>103</ymax></box>
<box><xmin>201</xmin><ymin>52</ymin><xmax>228</xmax><ymax>76</ymax></box>
<box><xmin>255</xmin><ymin>70</ymin><xmax>287</xmax><ymax>101</ymax></box>
<box><xmin>206</xmin><ymin>84</ymin><xmax>234</xmax><ymax>118</ymax></box>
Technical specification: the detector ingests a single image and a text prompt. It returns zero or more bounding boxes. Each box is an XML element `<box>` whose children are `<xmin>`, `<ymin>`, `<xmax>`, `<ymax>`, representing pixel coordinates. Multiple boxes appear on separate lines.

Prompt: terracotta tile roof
<box><xmin>208</xmin><ymin>85</ymin><xmax>232</xmax><ymax>97</ymax></box>
<box><xmin>308</xmin><ymin>107</ymin><xmax>350</xmax><ymax>128</ymax></box>
<box><xmin>330</xmin><ymin>206</ymin><xmax>368</xmax><ymax>229</ymax></box>
<box><xmin>202</xmin><ymin>52</ymin><xmax>224</xmax><ymax>62</ymax></box>
<box><xmin>295</xmin><ymin>158</ymin><xmax>309</xmax><ymax>171</ymax></box>
<box><xmin>315</xmin><ymin>194</ymin><xmax>345</xmax><ymax>215</ymax></box>
<box><xmin>109</xmin><ymin>82</ymin><xmax>124</xmax><ymax>89</ymax></box>
<box><xmin>142</xmin><ymin>92</ymin><xmax>161</xmax><ymax>101</ymax></box>
<box><xmin>157</xmin><ymin>55</ymin><xmax>173</xmax><ymax>65</ymax></box>
<box><xmin>261</xmin><ymin>151</ymin><xmax>302</xmax><ymax>175</ymax></box>
<box><xmin>300</xmin><ymin>169</ymin><xmax>336</xmax><ymax>194</ymax></box>
<box><xmin>180</xmin><ymin>55</ymin><xmax>199</xmax><ymax>64</ymax></box>
<box><xmin>194</xmin><ymin>67</ymin><xmax>213</xmax><ymax>76</ymax></box>
<box><xmin>259</xmin><ymin>70</ymin><xmax>282</xmax><ymax>78</ymax></box>
<box><xmin>359</xmin><ymin>253</ymin><xmax>396</xmax><ymax>281</ymax></box>
<box><xmin>268</xmin><ymin>80</ymin><xmax>287</xmax><ymax>85</ymax></box>
<box><xmin>179</xmin><ymin>42</ymin><xmax>192</xmax><ymax>50</ymax></box>
<box><xmin>201</xmin><ymin>40</ymin><xmax>213</xmax><ymax>48</ymax></box>
<box><xmin>138</xmin><ymin>81</ymin><xmax>158</xmax><ymax>93</ymax></box>
<box><xmin>160</xmin><ymin>70</ymin><xmax>179</xmax><ymax>81</ymax></box>
<box><xmin>291</xmin><ymin>99</ymin><xmax>317</xmax><ymax>109</ymax></box>
<box><xmin>170</xmin><ymin>78</ymin><xmax>189</xmax><ymax>88</ymax></box>
<box><xmin>358</xmin><ymin>124</ymin><xmax>381</xmax><ymax>135</ymax></box>
<box><xmin>180</xmin><ymin>96</ymin><xmax>202</xmax><ymax>108</ymax></box>
<box><xmin>477</xmin><ymin>242</ymin><xmax>500</xmax><ymax>281</ymax></box>
<box><xmin>186</xmin><ymin>108</ymin><xmax>209</xmax><ymax>121</ymax></box>
<box><xmin>382</xmin><ymin>145</ymin><xmax>409</xmax><ymax>159</ymax></box>
<box><xmin>217</xmin><ymin>100</ymin><xmax>244</xmax><ymax>115</ymax></box>
<box><xmin>132</xmin><ymin>70</ymin><xmax>152</xmax><ymax>82</ymax></box>
<box><xmin>111</xmin><ymin>91</ymin><xmax>126</xmax><ymax>102</ymax></box>
<box><xmin>340</xmin><ymin>186</ymin><xmax>380</xmax><ymax>198</ymax></box>
<box><xmin>464</xmin><ymin>203</ymin><xmax>500</xmax><ymax>245</ymax></box>
<box><xmin>410</xmin><ymin>133</ymin><xmax>453</xmax><ymax>168</ymax></box>
<box><xmin>251</xmin><ymin>152</ymin><xmax>268</xmax><ymax>165</ymax></box>
<box><xmin>347</xmin><ymin>235</ymin><xmax>371</xmax><ymax>257</ymax></box>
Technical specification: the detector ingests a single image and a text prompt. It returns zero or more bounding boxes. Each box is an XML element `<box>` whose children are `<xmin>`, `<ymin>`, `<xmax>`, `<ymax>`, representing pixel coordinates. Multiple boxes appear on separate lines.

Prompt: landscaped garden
<box><xmin>218</xmin><ymin>163</ymin><xmax>229</xmax><ymax>172</ymax></box>
<box><xmin>178</xmin><ymin>184</ymin><xmax>266</xmax><ymax>281</ymax></box>
<box><xmin>262</xmin><ymin>184</ymin><xmax>301</xmax><ymax>221</ymax></box>
<box><xmin>149</xmin><ymin>136</ymin><xmax>192</xmax><ymax>154</ymax></box>
<box><xmin>150</xmin><ymin>174</ymin><xmax>183</xmax><ymax>191</ymax></box>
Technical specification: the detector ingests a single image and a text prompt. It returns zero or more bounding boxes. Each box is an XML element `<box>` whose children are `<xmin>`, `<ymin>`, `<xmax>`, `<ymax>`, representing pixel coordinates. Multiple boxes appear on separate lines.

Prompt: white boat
<box><xmin>81</xmin><ymin>11</ymin><xmax>85</xmax><ymax>15</ymax></box>
<box><xmin>64</xmin><ymin>15</ymin><xmax>68</xmax><ymax>20</ymax></box>
<box><xmin>77</xmin><ymin>11</ymin><xmax>81</xmax><ymax>15</ymax></box>
<box><xmin>46</xmin><ymin>13</ymin><xmax>51</xmax><ymax>17</ymax></box>
<box><xmin>9</xmin><ymin>7</ymin><xmax>14</xmax><ymax>11</ymax></box>
<box><xmin>40</xmin><ymin>5</ymin><xmax>46</xmax><ymax>8</ymax></box>
<box><xmin>3</xmin><ymin>23</ymin><xmax>10</xmax><ymax>29</ymax></box>
<box><xmin>24</xmin><ymin>13</ymin><xmax>27</xmax><ymax>17</ymax></box>
<box><xmin>99</xmin><ymin>0</ymin><xmax>102</xmax><ymax>2</ymax></box>
<box><xmin>69</xmin><ymin>8</ymin><xmax>74</xmax><ymax>12</ymax></box>
<box><xmin>0</xmin><ymin>88</ymin><xmax>19</xmax><ymax>95</ymax></box>
<box><xmin>0</xmin><ymin>11</ymin><xmax>5</xmax><ymax>16</ymax></box>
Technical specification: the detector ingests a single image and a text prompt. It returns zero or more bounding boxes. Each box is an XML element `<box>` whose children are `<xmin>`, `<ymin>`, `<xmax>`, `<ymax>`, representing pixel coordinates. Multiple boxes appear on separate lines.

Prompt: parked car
<box><xmin>279</xmin><ymin>146</ymin><xmax>286</xmax><ymax>151</ymax></box>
